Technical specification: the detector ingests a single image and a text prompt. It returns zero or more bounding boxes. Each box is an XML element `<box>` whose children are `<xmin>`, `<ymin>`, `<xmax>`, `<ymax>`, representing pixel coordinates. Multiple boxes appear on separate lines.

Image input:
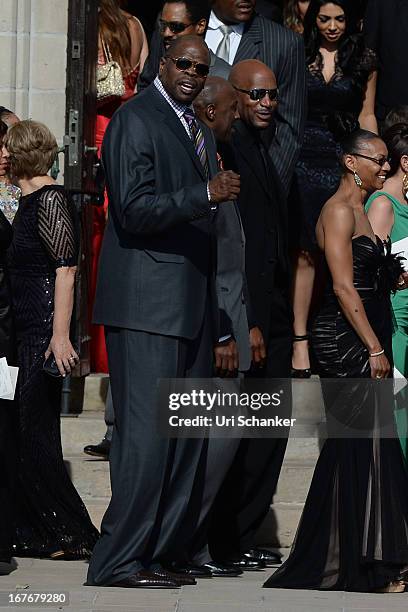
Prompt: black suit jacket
<box><xmin>231</xmin><ymin>120</ymin><xmax>290</xmax><ymax>342</ymax></box>
<box><xmin>94</xmin><ymin>84</ymin><xmax>218</xmax><ymax>340</ymax></box>
<box><xmin>227</xmin><ymin>14</ymin><xmax>306</xmax><ymax>194</ymax></box>
<box><xmin>364</xmin><ymin>0</ymin><xmax>408</xmax><ymax>120</ymax></box>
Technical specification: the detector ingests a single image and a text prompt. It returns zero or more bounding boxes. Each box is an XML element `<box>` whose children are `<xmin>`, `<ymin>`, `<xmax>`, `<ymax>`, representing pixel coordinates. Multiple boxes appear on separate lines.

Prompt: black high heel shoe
<box><xmin>291</xmin><ymin>334</ymin><xmax>312</xmax><ymax>379</ymax></box>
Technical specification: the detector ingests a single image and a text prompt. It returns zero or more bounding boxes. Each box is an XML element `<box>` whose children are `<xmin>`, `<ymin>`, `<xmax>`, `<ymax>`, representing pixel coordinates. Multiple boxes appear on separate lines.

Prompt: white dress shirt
<box><xmin>205</xmin><ymin>11</ymin><xmax>244</xmax><ymax>65</ymax></box>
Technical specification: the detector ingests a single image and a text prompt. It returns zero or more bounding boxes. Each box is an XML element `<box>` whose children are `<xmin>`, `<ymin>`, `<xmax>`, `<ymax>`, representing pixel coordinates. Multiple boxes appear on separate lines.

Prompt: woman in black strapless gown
<box><xmin>291</xmin><ymin>0</ymin><xmax>378</xmax><ymax>376</ymax></box>
<box><xmin>264</xmin><ymin>130</ymin><xmax>408</xmax><ymax>592</ymax></box>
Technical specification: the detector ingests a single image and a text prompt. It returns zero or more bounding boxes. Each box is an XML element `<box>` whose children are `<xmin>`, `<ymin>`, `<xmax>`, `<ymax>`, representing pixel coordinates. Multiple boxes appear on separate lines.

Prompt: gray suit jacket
<box><xmin>215</xmin><ymin>200</ymin><xmax>251</xmax><ymax>372</ymax></box>
<box><xmin>94</xmin><ymin>84</ymin><xmax>218</xmax><ymax>340</ymax></box>
<box><xmin>230</xmin><ymin>14</ymin><xmax>307</xmax><ymax>193</ymax></box>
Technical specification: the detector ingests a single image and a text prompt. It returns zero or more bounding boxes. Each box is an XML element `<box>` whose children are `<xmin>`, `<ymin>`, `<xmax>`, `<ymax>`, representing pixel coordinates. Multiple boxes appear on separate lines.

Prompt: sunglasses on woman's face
<box><xmin>159</xmin><ymin>19</ymin><xmax>196</xmax><ymax>34</ymax></box>
<box><xmin>166</xmin><ymin>56</ymin><xmax>210</xmax><ymax>78</ymax></box>
<box><xmin>233</xmin><ymin>86</ymin><xmax>279</xmax><ymax>102</ymax></box>
<box><xmin>352</xmin><ymin>152</ymin><xmax>391</xmax><ymax>167</ymax></box>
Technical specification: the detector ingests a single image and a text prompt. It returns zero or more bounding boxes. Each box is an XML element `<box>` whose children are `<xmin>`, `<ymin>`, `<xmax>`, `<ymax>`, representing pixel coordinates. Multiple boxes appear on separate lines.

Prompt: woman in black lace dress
<box><xmin>265</xmin><ymin>130</ymin><xmax>408</xmax><ymax>592</ymax></box>
<box><xmin>291</xmin><ymin>0</ymin><xmax>378</xmax><ymax>376</ymax></box>
<box><xmin>4</xmin><ymin>120</ymin><xmax>99</xmax><ymax>559</ymax></box>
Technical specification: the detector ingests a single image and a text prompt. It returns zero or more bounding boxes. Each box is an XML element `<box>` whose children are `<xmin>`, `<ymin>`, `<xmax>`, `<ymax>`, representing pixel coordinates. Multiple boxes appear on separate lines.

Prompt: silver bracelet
<box><xmin>369</xmin><ymin>349</ymin><xmax>384</xmax><ymax>357</ymax></box>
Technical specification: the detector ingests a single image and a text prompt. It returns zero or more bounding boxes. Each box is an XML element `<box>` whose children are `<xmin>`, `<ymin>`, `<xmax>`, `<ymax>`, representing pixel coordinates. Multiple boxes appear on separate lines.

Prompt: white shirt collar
<box><xmin>208</xmin><ymin>10</ymin><xmax>245</xmax><ymax>35</ymax></box>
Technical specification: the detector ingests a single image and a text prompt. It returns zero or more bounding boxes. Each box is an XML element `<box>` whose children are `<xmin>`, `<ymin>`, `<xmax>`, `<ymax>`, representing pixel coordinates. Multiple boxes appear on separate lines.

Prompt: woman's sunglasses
<box><xmin>159</xmin><ymin>20</ymin><xmax>197</xmax><ymax>34</ymax></box>
<box><xmin>233</xmin><ymin>86</ymin><xmax>279</xmax><ymax>102</ymax></box>
<box><xmin>166</xmin><ymin>56</ymin><xmax>210</xmax><ymax>78</ymax></box>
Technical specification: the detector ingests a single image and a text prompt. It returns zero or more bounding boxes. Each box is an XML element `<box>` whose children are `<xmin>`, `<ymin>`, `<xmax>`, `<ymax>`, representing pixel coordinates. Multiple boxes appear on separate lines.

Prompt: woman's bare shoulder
<box><xmin>321</xmin><ymin>197</ymin><xmax>354</xmax><ymax>224</ymax></box>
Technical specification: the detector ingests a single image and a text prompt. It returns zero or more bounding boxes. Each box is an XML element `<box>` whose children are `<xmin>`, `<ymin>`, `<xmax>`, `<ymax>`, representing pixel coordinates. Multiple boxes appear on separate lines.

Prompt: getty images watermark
<box><xmin>157</xmin><ymin>377</ymin><xmax>408</xmax><ymax>439</ymax></box>
<box><xmin>167</xmin><ymin>386</ymin><xmax>295</xmax><ymax>429</ymax></box>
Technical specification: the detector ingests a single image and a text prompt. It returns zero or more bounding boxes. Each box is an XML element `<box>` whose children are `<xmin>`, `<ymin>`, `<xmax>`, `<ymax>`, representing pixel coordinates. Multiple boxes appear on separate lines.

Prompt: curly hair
<box><xmin>6</xmin><ymin>120</ymin><xmax>58</xmax><ymax>180</ymax></box>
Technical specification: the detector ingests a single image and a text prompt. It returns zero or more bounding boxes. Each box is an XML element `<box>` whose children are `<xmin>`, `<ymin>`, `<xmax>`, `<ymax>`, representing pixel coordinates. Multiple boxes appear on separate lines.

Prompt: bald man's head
<box><xmin>164</xmin><ymin>34</ymin><xmax>210</xmax><ymax>64</ymax></box>
<box><xmin>193</xmin><ymin>77</ymin><xmax>238</xmax><ymax>142</ymax></box>
<box><xmin>159</xmin><ymin>35</ymin><xmax>210</xmax><ymax>104</ymax></box>
<box><xmin>229</xmin><ymin>60</ymin><xmax>278</xmax><ymax>130</ymax></box>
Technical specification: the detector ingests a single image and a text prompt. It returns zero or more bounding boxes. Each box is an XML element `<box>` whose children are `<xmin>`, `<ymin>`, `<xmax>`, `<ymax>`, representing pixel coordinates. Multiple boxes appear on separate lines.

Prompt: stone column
<box><xmin>0</xmin><ymin>0</ymin><xmax>68</xmax><ymax>144</ymax></box>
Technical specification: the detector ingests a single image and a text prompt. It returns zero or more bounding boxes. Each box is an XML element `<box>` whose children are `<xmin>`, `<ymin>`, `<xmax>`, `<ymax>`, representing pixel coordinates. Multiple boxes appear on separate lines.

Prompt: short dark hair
<box><xmin>382</xmin><ymin>123</ymin><xmax>408</xmax><ymax>177</ymax></box>
<box><xmin>383</xmin><ymin>106</ymin><xmax>408</xmax><ymax>133</ymax></box>
<box><xmin>162</xmin><ymin>0</ymin><xmax>211</xmax><ymax>23</ymax></box>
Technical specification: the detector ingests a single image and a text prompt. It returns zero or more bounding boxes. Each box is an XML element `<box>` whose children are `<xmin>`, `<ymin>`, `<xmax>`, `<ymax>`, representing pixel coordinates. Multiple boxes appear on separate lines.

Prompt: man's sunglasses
<box><xmin>351</xmin><ymin>152</ymin><xmax>391</xmax><ymax>167</ymax></box>
<box><xmin>159</xmin><ymin>19</ymin><xmax>197</xmax><ymax>34</ymax></box>
<box><xmin>166</xmin><ymin>56</ymin><xmax>210</xmax><ymax>78</ymax></box>
<box><xmin>233</xmin><ymin>86</ymin><xmax>279</xmax><ymax>101</ymax></box>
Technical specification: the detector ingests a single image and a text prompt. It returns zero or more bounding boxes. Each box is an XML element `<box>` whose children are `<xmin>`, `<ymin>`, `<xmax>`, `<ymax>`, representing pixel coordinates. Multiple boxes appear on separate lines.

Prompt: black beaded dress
<box><xmin>8</xmin><ymin>185</ymin><xmax>99</xmax><ymax>558</ymax></box>
<box><xmin>264</xmin><ymin>236</ymin><xmax>408</xmax><ymax>591</ymax></box>
<box><xmin>290</xmin><ymin>51</ymin><xmax>375</xmax><ymax>251</ymax></box>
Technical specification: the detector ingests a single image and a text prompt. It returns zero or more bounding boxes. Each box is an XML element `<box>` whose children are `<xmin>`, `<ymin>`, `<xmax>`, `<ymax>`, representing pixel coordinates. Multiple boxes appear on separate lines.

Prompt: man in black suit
<box><xmin>209</xmin><ymin>59</ymin><xmax>292</xmax><ymax>570</ymax></box>
<box><xmin>138</xmin><ymin>0</ymin><xmax>231</xmax><ymax>92</ymax></box>
<box><xmin>205</xmin><ymin>0</ymin><xmax>306</xmax><ymax>194</ymax></box>
<box><xmin>87</xmin><ymin>35</ymin><xmax>240</xmax><ymax>589</ymax></box>
<box><xmin>364</xmin><ymin>0</ymin><xmax>408</xmax><ymax>125</ymax></box>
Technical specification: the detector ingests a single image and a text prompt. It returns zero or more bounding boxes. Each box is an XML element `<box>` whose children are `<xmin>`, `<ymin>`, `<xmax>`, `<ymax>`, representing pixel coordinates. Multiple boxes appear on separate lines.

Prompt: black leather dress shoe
<box><xmin>154</xmin><ymin>568</ymin><xmax>197</xmax><ymax>585</ymax></box>
<box><xmin>167</xmin><ymin>562</ymin><xmax>212</xmax><ymax>578</ymax></box>
<box><xmin>223</xmin><ymin>556</ymin><xmax>266</xmax><ymax>571</ymax></box>
<box><xmin>245</xmin><ymin>548</ymin><xmax>282</xmax><ymax>567</ymax></box>
<box><xmin>83</xmin><ymin>438</ymin><xmax>110</xmax><ymax>459</ymax></box>
<box><xmin>110</xmin><ymin>570</ymin><xmax>179</xmax><ymax>588</ymax></box>
<box><xmin>203</xmin><ymin>562</ymin><xmax>243</xmax><ymax>577</ymax></box>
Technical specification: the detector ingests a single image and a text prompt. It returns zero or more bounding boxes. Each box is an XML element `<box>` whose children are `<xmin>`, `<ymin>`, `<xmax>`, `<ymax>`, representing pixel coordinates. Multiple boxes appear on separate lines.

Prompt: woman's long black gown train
<box><xmin>264</xmin><ymin>236</ymin><xmax>408</xmax><ymax>591</ymax></box>
<box><xmin>8</xmin><ymin>185</ymin><xmax>99</xmax><ymax>558</ymax></box>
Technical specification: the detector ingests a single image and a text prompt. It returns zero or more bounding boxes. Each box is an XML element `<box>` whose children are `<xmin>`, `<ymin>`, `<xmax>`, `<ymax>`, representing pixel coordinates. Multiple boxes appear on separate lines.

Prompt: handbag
<box><xmin>96</xmin><ymin>36</ymin><xmax>125</xmax><ymax>101</ymax></box>
<box><xmin>43</xmin><ymin>345</ymin><xmax>80</xmax><ymax>378</ymax></box>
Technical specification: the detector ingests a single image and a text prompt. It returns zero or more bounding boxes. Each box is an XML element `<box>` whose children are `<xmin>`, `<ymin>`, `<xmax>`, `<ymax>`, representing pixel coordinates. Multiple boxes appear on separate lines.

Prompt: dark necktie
<box><xmin>183</xmin><ymin>108</ymin><xmax>209</xmax><ymax>178</ymax></box>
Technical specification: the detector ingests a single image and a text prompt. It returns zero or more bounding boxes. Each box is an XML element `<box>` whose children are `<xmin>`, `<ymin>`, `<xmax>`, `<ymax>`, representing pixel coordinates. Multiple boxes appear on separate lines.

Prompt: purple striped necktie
<box><xmin>183</xmin><ymin>108</ymin><xmax>209</xmax><ymax>178</ymax></box>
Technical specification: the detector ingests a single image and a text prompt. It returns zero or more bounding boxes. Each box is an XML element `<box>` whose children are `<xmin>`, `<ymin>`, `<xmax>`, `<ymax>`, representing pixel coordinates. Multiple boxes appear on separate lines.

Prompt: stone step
<box><xmin>65</xmin><ymin>451</ymin><xmax>317</xmax><ymax>506</ymax></box>
<box><xmin>62</xmin><ymin>376</ymin><xmax>327</xmax><ymax>548</ymax></box>
<box><xmin>83</xmin><ymin>374</ymin><xmax>109</xmax><ymax>412</ymax></box>
<box><xmin>62</xmin><ymin>412</ymin><xmax>107</xmax><ymax>455</ymax></box>
<box><xmin>83</xmin><ymin>495</ymin><xmax>304</xmax><ymax>549</ymax></box>
<box><xmin>80</xmin><ymin>374</ymin><xmax>326</xmax><ymax>413</ymax></box>
<box><xmin>61</xmin><ymin>413</ymin><xmax>323</xmax><ymax>459</ymax></box>
<box><xmin>83</xmin><ymin>498</ymin><xmax>109</xmax><ymax>532</ymax></box>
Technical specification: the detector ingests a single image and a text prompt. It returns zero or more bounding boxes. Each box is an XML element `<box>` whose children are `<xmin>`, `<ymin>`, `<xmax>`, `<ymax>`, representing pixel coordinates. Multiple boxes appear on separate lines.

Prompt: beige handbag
<box><xmin>96</xmin><ymin>36</ymin><xmax>125</xmax><ymax>101</ymax></box>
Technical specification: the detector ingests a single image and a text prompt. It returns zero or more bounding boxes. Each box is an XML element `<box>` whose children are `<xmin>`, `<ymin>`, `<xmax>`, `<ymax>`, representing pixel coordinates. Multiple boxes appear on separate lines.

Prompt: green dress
<box><xmin>366</xmin><ymin>191</ymin><xmax>408</xmax><ymax>459</ymax></box>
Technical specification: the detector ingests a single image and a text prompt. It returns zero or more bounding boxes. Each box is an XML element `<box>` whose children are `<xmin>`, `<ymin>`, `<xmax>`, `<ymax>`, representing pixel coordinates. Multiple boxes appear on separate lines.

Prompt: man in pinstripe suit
<box><xmin>205</xmin><ymin>0</ymin><xmax>306</xmax><ymax>194</ymax></box>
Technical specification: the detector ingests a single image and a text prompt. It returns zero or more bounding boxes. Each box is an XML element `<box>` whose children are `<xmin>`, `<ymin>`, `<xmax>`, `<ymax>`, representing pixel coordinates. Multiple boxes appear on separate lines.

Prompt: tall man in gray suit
<box><xmin>87</xmin><ymin>35</ymin><xmax>240</xmax><ymax>589</ymax></box>
<box><xmin>138</xmin><ymin>0</ymin><xmax>231</xmax><ymax>92</ymax></box>
<box><xmin>205</xmin><ymin>0</ymin><xmax>306</xmax><ymax>193</ymax></box>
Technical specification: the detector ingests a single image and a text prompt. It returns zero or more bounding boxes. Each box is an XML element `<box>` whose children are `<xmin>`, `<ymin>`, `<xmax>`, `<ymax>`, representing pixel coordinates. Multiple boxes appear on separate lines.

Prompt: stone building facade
<box><xmin>0</xmin><ymin>0</ymin><xmax>68</xmax><ymax>146</ymax></box>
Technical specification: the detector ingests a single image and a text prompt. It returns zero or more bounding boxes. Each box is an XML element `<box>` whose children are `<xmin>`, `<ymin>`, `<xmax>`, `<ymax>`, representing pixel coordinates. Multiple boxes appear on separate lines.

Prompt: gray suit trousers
<box><xmin>87</xmin><ymin>307</ymin><xmax>212</xmax><ymax>585</ymax></box>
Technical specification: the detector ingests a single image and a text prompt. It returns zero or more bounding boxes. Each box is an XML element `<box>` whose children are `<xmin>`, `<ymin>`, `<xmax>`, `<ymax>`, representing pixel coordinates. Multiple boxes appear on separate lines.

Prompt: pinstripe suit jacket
<box><xmin>232</xmin><ymin>14</ymin><xmax>307</xmax><ymax>194</ymax></box>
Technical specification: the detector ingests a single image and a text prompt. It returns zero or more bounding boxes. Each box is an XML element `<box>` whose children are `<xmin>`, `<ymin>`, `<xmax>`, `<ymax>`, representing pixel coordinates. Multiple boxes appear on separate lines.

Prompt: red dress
<box><xmin>90</xmin><ymin>60</ymin><xmax>140</xmax><ymax>372</ymax></box>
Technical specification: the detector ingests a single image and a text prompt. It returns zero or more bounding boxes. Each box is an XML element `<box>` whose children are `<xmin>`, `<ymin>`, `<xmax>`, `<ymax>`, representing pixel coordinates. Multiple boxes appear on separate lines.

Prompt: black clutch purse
<box><xmin>43</xmin><ymin>346</ymin><xmax>79</xmax><ymax>377</ymax></box>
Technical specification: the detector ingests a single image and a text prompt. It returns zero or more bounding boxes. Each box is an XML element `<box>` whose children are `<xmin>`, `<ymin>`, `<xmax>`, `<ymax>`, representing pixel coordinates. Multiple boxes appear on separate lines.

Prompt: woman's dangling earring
<box><xmin>354</xmin><ymin>171</ymin><xmax>363</xmax><ymax>187</ymax></box>
<box><xmin>403</xmin><ymin>172</ymin><xmax>408</xmax><ymax>200</ymax></box>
